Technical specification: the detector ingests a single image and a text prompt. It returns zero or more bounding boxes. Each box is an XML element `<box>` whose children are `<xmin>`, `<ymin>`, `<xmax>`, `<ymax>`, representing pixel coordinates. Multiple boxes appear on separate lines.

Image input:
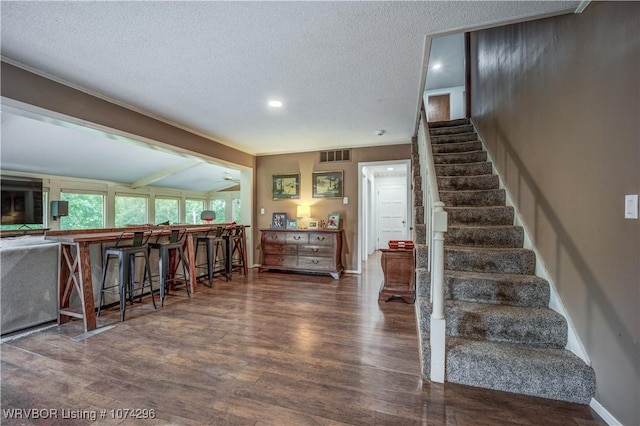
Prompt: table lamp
<box><xmin>296</xmin><ymin>205</ymin><xmax>311</xmax><ymax>229</ymax></box>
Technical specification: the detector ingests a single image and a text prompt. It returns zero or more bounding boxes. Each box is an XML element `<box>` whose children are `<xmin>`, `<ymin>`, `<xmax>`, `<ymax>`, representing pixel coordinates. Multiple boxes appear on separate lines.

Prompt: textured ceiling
<box><xmin>0</xmin><ymin>1</ymin><xmax>580</xmax><ymax>190</ymax></box>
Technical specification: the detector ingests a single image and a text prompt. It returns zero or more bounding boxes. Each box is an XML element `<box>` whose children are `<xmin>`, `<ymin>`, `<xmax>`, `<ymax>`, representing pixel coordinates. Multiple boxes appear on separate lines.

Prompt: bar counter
<box><xmin>45</xmin><ymin>224</ymin><xmax>247</xmax><ymax>332</ymax></box>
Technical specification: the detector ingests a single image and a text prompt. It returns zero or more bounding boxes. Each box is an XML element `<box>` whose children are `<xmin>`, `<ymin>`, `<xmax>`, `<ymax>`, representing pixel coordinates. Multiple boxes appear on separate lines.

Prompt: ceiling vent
<box><xmin>320</xmin><ymin>149</ymin><xmax>351</xmax><ymax>163</ymax></box>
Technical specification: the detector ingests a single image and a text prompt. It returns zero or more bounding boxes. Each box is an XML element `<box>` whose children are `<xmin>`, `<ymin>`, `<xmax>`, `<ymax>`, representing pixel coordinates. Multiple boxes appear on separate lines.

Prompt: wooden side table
<box><xmin>379</xmin><ymin>248</ymin><xmax>415</xmax><ymax>303</ymax></box>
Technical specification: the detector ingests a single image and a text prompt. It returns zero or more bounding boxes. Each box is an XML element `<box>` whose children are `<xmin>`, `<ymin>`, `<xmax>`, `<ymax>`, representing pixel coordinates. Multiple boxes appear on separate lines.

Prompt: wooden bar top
<box><xmin>45</xmin><ymin>224</ymin><xmax>247</xmax><ymax>244</ymax></box>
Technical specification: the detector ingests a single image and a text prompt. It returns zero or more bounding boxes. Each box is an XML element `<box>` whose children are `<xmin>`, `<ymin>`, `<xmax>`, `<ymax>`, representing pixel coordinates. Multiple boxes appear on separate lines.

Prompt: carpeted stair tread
<box><xmin>445</xmin><ymin>246</ymin><xmax>536</xmax><ymax>275</ymax></box>
<box><xmin>430</xmin><ymin>132</ymin><xmax>479</xmax><ymax>144</ymax></box>
<box><xmin>435</xmin><ymin>162</ymin><xmax>493</xmax><ymax>177</ymax></box>
<box><xmin>445</xmin><ymin>225</ymin><xmax>524</xmax><ymax>248</ymax></box>
<box><xmin>446</xmin><ymin>206</ymin><xmax>514</xmax><ymax>226</ymax></box>
<box><xmin>443</xmin><ymin>270</ymin><xmax>550</xmax><ymax>308</ymax></box>
<box><xmin>446</xmin><ymin>337</ymin><xmax>596</xmax><ymax>404</ymax></box>
<box><xmin>428</xmin><ymin>118</ymin><xmax>470</xmax><ymax>128</ymax></box>
<box><xmin>444</xmin><ymin>300</ymin><xmax>567</xmax><ymax>347</ymax></box>
<box><xmin>432</xmin><ymin>140</ymin><xmax>483</xmax><ymax>154</ymax></box>
<box><xmin>433</xmin><ymin>150</ymin><xmax>487</xmax><ymax>164</ymax></box>
<box><xmin>437</xmin><ymin>174</ymin><xmax>499</xmax><ymax>191</ymax></box>
<box><xmin>439</xmin><ymin>188</ymin><xmax>506</xmax><ymax>207</ymax></box>
<box><xmin>429</xmin><ymin>124</ymin><xmax>474</xmax><ymax>136</ymax></box>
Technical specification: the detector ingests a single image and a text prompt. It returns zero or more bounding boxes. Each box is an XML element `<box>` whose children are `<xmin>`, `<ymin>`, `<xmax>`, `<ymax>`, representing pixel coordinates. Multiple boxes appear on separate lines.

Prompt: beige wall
<box><xmin>255</xmin><ymin>145</ymin><xmax>411</xmax><ymax>271</ymax></box>
<box><xmin>470</xmin><ymin>3</ymin><xmax>639</xmax><ymax>424</ymax></box>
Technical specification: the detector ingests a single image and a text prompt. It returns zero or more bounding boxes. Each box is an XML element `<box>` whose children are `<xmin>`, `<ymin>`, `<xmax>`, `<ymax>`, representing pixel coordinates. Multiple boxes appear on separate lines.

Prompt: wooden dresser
<box><xmin>379</xmin><ymin>248</ymin><xmax>415</xmax><ymax>303</ymax></box>
<box><xmin>259</xmin><ymin>229</ymin><xmax>343</xmax><ymax>279</ymax></box>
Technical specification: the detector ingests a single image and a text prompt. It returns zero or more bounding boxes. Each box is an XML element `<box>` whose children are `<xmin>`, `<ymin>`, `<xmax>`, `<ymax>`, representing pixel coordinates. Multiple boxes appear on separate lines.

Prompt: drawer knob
<box><xmin>316</xmin><ymin>236</ymin><xmax>325</xmax><ymax>241</ymax></box>
<box><xmin>312</xmin><ymin>260</ymin><xmax>319</xmax><ymax>264</ymax></box>
<box><xmin>294</xmin><ymin>236</ymin><xmax>301</xmax><ymax>240</ymax></box>
<box><xmin>312</xmin><ymin>248</ymin><xmax>319</xmax><ymax>253</ymax></box>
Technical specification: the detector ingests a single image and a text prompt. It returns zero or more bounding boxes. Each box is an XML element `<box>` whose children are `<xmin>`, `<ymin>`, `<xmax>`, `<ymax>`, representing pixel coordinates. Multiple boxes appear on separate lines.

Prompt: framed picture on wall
<box><xmin>271</xmin><ymin>212</ymin><xmax>287</xmax><ymax>229</ymax></box>
<box><xmin>272</xmin><ymin>173</ymin><xmax>300</xmax><ymax>199</ymax></box>
<box><xmin>312</xmin><ymin>170</ymin><xmax>343</xmax><ymax>198</ymax></box>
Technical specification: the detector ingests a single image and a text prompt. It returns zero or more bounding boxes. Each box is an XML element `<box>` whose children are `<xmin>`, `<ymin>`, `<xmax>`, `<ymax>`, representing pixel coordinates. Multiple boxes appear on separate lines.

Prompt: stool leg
<box><xmin>206</xmin><ymin>240</ymin><xmax>214</xmax><ymax>287</ymax></box>
<box><xmin>158</xmin><ymin>247</ymin><xmax>167</xmax><ymax>306</ymax></box>
<box><xmin>97</xmin><ymin>254</ymin><xmax>111</xmax><ymax>317</ymax></box>
<box><xmin>119</xmin><ymin>253</ymin><xmax>130</xmax><ymax>322</ymax></box>
<box><xmin>143</xmin><ymin>251</ymin><xmax>156</xmax><ymax>309</ymax></box>
<box><xmin>178</xmin><ymin>246</ymin><xmax>190</xmax><ymax>297</ymax></box>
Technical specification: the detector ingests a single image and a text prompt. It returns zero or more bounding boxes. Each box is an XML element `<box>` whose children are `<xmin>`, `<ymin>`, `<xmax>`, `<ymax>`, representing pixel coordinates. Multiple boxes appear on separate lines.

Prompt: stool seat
<box><xmin>148</xmin><ymin>229</ymin><xmax>190</xmax><ymax>306</ymax></box>
<box><xmin>98</xmin><ymin>231</ymin><xmax>156</xmax><ymax>322</ymax></box>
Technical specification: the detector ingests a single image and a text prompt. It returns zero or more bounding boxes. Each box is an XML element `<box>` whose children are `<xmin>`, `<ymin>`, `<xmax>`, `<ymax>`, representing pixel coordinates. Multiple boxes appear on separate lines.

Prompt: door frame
<box><xmin>356</xmin><ymin>159</ymin><xmax>411</xmax><ymax>274</ymax></box>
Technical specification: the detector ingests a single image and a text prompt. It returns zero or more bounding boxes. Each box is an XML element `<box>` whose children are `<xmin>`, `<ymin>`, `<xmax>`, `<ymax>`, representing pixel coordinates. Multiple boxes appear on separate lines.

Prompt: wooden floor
<box><xmin>1</xmin><ymin>253</ymin><xmax>605</xmax><ymax>425</ymax></box>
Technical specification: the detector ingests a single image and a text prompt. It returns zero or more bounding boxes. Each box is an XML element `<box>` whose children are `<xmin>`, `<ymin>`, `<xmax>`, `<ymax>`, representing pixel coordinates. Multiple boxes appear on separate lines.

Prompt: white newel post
<box><xmin>430</xmin><ymin>201</ymin><xmax>447</xmax><ymax>383</ymax></box>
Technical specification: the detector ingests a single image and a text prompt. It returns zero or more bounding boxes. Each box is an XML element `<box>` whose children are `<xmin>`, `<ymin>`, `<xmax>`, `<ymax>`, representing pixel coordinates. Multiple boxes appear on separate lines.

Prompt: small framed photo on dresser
<box><xmin>286</xmin><ymin>219</ymin><xmax>298</xmax><ymax>229</ymax></box>
<box><xmin>307</xmin><ymin>220</ymin><xmax>319</xmax><ymax>229</ymax></box>
<box><xmin>326</xmin><ymin>213</ymin><xmax>340</xmax><ymax>229</ymax></box>
<box><xmin>271</xmin><ymin>212</ymin><xmax>287</xmax><ymax>229</ymax></box>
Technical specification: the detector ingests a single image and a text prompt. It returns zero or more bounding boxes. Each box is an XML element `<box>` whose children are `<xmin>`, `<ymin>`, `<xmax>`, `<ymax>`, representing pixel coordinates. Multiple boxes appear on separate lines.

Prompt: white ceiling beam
<box><xmin>130</xmin><ymin>160</ymin><xmax>201</xmax><ymax>188</ymax></box>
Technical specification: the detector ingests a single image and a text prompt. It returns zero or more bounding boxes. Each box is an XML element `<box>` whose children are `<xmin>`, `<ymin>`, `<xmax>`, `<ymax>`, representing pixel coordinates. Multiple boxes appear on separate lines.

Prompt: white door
<box><xmin>377</xmin><ymin>183</ymin><xmax>407</xmax><ymax>249</ymax></box>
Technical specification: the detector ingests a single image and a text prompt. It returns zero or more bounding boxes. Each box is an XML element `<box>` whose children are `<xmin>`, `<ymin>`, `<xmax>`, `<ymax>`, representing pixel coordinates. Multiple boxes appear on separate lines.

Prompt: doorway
<box><xmin>357</xmin><ymin>160</ymin><xmax>411</xmax><ymax>274</ymax></box>
<box><xmin>427</xmin><ymin>94</ymin><xmax>450</xmax><ymax>122</ymax></box>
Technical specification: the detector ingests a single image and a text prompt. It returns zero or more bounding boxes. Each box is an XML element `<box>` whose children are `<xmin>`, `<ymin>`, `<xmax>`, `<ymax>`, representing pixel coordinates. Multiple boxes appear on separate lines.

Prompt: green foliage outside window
<box><xmin>211</xmin><ymin>199</ymin><xmax>225</xmax><ymax>223</ymax></box>
<box><xmin>60</xmin><ymin>192</ymin><xmax>104</xmax><ymax>230</ymax></box>
<box><xmin>115</xmin><ymin>195</ymin><xmax>147</xmax><ymax>227</ymax></box>
<box><xmin>232</xmin><ymin>198</ymin><xmax>241</xmax><ymax>223</ymax></box>
<box><xmin>185</xmin><ymin>199</ymin><xmax>205</xmax><ymax>224</ymax></box>
<box><xmin>155</xmin><ymin>198</ymin><xmax>179</xmax><ymax>225</ymax></box>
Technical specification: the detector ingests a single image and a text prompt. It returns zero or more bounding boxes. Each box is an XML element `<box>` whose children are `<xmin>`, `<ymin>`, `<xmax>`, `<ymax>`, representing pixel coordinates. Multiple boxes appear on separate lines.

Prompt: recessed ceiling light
<box><xmin>268</xmin><ymin>100</ymin><xmax>283</xmax><ymax>108</ymax></box>
<box><xmin>432</xmin><ymin>63</ymin><xmax>442</xmax><ymax>70</ymax></box>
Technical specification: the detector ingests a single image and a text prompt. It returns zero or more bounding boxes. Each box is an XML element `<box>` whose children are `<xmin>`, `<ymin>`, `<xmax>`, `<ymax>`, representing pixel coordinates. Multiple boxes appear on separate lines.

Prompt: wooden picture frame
<box><xmin>272</xmin><ymin>174</ymin><xmax>300</xmax><ymax>199</ymax></box>
<box><xmin>312</xmin><ymin>170</ymin><xmax>343</xmax><ymax>198</ymax></box>
<box><xmin>286</xmin><ymin>218</ymin><xmax>298</xmax><ymax>229</ymax></box>
<box><xmin>271</xmin><ymin>212</ymin><xmax>287</xmax><ymax>229</ymax></box>
<box><xmin>327</xmin><ymin>213</ymin><xmax>340</xmax><ymax>229</ymax></box>
<box><xmin>307</xmin><ymin>220</ymin><xmax>319</xmax><ymax>229</ymax></box>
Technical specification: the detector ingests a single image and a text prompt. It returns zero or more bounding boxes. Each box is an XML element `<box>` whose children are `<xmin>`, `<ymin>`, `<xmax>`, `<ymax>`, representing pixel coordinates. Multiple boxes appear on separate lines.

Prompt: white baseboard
<box><xmin>590</xmin><ymin>398</ymin><xmax>622</xmax><ymax>426</ymax></box>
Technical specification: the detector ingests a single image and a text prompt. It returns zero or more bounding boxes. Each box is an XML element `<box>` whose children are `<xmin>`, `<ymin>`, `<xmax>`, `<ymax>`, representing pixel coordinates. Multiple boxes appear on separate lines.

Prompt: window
<box><xmin>210</xmin><ymin>199</ymin><xmax>225</xmax><ymax>223</ymax></box>
<box><xmin>185</xmin><ymin>199</ymin><xmax>206</xmax><ymax>224</ymax></box>
<box><xmin>232</xmin><ymin>198</ymin><xmax>241</xmax><ymax>223</ymax></box>
<box><xmin>60</xmin><ymin>192</ymin><xmax>105</xmax><ymax>229</ymax></box>
<box><xmin>115</xmin><ymin>195</ymin><xmax>147</xmax><ymax>227</ymax></box>
<box><xmin>155</xmin><ymin>197</ymin><xmax>179</xmax><ymax>225</ymax></box>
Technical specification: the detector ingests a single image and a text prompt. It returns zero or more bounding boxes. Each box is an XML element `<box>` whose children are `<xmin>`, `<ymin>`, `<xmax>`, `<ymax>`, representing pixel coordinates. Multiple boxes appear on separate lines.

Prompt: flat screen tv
<box><xmin>1</xmin><ymin>176</ymin><xmax>44</xmax><ymax>225</ymax></box>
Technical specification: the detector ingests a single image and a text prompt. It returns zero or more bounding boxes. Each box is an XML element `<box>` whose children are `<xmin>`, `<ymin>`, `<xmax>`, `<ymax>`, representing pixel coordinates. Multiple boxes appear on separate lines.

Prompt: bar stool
<box><xmin>195</xmin><ymin>226</ymin><xmax>228</xmax><ymax>286</ymax></box>
<box><xmin>148</xmin><ymin>229</ymin><xmax>190</xmax><ymax>306</ymax></box>
<box><xmin>226</xmin><ymin>225</ymin><xmax>248</xmax><ymax>279</ymax></box>
<box><xmin>98</xmin><ymin>230</ymin><xmax>156</xmax><ymax>322</ymax></box>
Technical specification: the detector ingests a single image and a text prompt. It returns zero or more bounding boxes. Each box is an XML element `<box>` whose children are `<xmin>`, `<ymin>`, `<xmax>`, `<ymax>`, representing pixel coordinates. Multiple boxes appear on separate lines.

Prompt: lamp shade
<box><xmin>296</xmin><ymin>205</ymin><xmax>311</xmax><ymax>218</ymax></box>
<box><xmin>200</xmin><ymin>210</ymin><xmax>216</xmax><ymax>221</ymax></box>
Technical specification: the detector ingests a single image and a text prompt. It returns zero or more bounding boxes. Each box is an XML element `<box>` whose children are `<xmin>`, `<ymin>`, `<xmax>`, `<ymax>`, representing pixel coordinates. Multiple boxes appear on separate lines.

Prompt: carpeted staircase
<box><xmin>413</xmin><ymin>118</ymin><xmax>595</xmax><ymax>404</ymax></box>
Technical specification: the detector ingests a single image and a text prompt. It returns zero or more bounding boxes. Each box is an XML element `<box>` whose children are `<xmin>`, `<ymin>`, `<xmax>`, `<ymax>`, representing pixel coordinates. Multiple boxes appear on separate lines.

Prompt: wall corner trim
<box><xmin>589</xmin><ymin>398</ymin><xmax>623</xmax><ymax>426</ymax></box>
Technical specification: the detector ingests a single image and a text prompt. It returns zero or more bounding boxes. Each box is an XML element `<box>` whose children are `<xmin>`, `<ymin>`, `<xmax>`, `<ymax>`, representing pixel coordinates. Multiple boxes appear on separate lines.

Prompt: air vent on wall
<box><xmin>320</xmin><ymin>149</ymin><xmax>351</xmax><ymax>163</ymax></box>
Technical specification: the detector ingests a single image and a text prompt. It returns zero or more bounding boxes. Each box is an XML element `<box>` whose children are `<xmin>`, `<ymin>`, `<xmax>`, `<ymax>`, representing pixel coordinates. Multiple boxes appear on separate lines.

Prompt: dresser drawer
<box><xmin>308</xmin><ymin>232</ymin><xmax>334</xmax><ymax>245</ymax></box>
<box><xmin>285</xmin><ymin>233</ymin><xmax>309</xmax><ymax>244</ymax></box>
<box><xmin>298</xmin><ymin>245</ymin><xmax>334</xmax><ymax>257</ymax></box>
<box><xmin>298</xmin><ymin>256</ymin><xmax>335</xmax><ymax>270</ymax></box>
<box><xmin>263</xmin><ymin>254</ymin><xmax>297</xmax><ymax>268</ymax></box>
<box><xmin>262</xmin><ymin>242</ymin><xmax>297</xmax><ymax>255</ymax></box>
<box><xmin>262</xmin><ymin>232</ymin><xmax>286</xmax><ymax>243</ymax></box>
